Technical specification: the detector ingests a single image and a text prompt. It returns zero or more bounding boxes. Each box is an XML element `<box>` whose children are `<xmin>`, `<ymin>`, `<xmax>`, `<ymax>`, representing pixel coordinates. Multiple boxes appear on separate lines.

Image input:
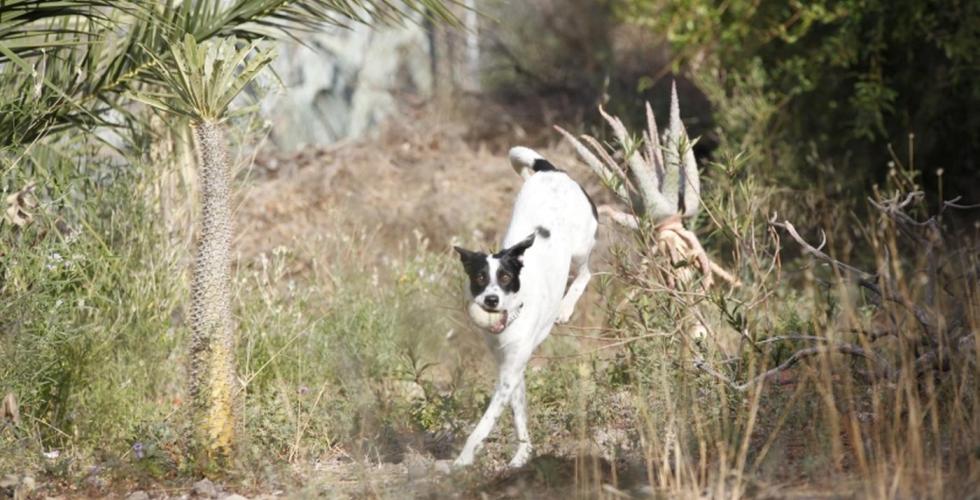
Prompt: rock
<box><xmin>404</xmin><ymin>453</ymin><xmax>430</xmax><ymax>480</ymax></box>
<box><xmin>266</xmin><ymin>19</ymin><xmax>432</xmax><ymax>151</ymax></box>
<box><xmin>432</xmin><ymin>459</ymin><xmax>453</xmax><ymax>475</ymax></box>
<box><xmin>127</xmin><ymin>490</ymin><xmax>151</xmax><ymax>500</ymax></box>
<box><xmin>192</xmin><ymin>479</ymin><xmax>218</xmax><ymax>498</ymax></box>
<box><xmin>0</xmin><ymin>474</ymin><xmax>18</xmax><ymax>488</ymax></box>
<box><xmin>84</xmin><ymin>475</ymin><xmax>107</xmax><ymax>491</ymax></box>
<box><xmin>21</xmin><ymin>475</ymin><xmax>36</xmax><ymax>492</ymax></box>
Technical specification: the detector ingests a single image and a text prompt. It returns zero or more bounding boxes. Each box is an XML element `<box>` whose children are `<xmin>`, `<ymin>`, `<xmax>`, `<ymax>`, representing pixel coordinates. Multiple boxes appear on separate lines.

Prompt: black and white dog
<box><xmin>453</xmin><ymin>146</ymin><xmax>598</xmax><ymax>468</ymax></box>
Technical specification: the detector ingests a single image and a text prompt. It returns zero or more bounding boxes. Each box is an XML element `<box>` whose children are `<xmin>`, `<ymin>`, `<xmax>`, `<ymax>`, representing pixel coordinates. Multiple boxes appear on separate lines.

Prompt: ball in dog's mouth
<box><xmin>467</xmin><ymin>302</ymin><xmax>509</xmax><ymax>334</ymax></box>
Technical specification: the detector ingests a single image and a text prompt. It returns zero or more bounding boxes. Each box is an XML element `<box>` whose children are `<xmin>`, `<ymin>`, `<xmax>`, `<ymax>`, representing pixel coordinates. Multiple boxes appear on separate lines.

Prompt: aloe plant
<box><xmin>557</xmin><ymin>83</ymin><xmax>736</xmax><ymax>288</ymax></box>
<box><xmin>556</xmin><ymin>82</ymin><xmax>700</xmax><ymax>224</ymax></box>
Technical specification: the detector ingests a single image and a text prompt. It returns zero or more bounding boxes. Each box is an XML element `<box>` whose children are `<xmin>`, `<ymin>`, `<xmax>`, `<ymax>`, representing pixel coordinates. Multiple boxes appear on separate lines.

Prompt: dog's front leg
<box><xmin>454</xmin><ymin>366</ymin><xmax>525</xmax><ymax>467</ymax></box>
<box><xmin>508</xmin><ymin>376</ymin><xmax>532</xmax><ymax>468</ymax></box>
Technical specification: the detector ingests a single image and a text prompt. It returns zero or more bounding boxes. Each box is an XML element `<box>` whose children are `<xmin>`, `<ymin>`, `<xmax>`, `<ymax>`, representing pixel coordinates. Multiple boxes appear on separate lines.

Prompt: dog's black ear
<box><xmin>454</xmin><ymin>246</ymin><xmax>476</xmax><ymax>262</ymax></box>
<box><xmin>501</xmin><ymin>232</ymin><xmax>536</xmax><ymax>262</ymax></box>
<box><xmin>454</xmin><ymin>246</ymin><xmax>487</xmax><ymax>272</ymax></box>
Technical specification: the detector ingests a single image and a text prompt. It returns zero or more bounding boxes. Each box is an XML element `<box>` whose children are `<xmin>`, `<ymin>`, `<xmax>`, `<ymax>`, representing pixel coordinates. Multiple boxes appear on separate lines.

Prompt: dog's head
<box><xmin>454</xmin><ymin>233</ymin><xmax>535</xmax><ymax>334</ymax></box>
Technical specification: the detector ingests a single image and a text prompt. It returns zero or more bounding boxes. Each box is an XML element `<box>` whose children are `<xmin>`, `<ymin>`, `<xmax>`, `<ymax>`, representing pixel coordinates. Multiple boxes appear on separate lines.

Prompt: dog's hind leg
<box><xmin>454</xmin><ymin>364</ymin><xmax>527</xmax><ymax>467</ymax></box>
<box><xmin>557</xmin><ymin>261</ymin><xmax>592</xmax><ymax>324</ymax></box>
<box><xmin>508</xmin><ymin>376</ymin><xmax>532</xmax><ymax>468</ymax></box>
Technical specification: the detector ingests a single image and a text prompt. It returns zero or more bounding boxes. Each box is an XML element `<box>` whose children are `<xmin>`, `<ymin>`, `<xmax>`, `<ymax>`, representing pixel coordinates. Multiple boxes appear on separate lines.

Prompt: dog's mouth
<box><xmin>490</xmin><ymin>310</ymin><xmax>507</xmax><ymax>334</ymax></box>
<box><xmin>485</xmin><ymin>308</ymin><xmax>508</xmax><ymax>334</ymax></box>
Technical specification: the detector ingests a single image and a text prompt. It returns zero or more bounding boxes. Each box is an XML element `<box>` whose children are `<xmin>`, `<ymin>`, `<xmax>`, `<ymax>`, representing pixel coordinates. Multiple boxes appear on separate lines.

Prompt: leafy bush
<box><xmin>1</xmin><ymin>140</ymin><xmax>184</xmax><ymax>456</ymax></box>
<box><xmin>617</xmin><ymin>0</ymin><xmax>980</xmax><ymax>192</ymax></box>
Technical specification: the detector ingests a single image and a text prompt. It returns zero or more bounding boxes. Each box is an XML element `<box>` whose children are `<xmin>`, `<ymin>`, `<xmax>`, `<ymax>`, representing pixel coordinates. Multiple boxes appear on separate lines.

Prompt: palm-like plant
<box><xmin>1</xmin><ymin>0</ymin><xmax>458</xmax><ymax>459</ymax></box>
<box><xmin>135</xmin><ymin>34</ymin><xmax>275</xmax><ymax>457</ymax></box>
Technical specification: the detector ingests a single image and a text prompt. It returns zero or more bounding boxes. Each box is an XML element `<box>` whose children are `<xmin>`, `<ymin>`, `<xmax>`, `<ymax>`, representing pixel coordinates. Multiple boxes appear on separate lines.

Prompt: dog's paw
<box><xmin>453</xmin><ymin>454</ymin><xmax>474</xmax><ymax>468</ymax></box>
<box><xmin>508</xmin><ymin>445</ymin><xmax>533</xmax><ymax>468</ymax></box>
<box><xmin>556</xmin><ymin>305</ymin><xmax>575</xmax><ymax>324</ymax></box>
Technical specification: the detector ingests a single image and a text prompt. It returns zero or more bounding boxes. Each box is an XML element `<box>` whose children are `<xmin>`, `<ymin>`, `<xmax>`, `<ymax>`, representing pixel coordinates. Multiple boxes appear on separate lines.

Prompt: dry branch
<box><xmin>769</xmin><ymin>215</ymin><xmax>942</xmax><ymax>339</ymax></box>
<box><xmin>695</xmin><ymin>343</ymin><xmax>881</xmax><ymax>392</ymax></box>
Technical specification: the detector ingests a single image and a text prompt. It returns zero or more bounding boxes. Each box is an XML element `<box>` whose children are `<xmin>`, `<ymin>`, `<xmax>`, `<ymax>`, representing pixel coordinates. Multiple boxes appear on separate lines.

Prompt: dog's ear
<box><xmin>454</xmin><ymin>246</ymin><xmax>486</xmax><ymax>271</ymax></box>
<box><xmin>501</xmin><ymin>232</ymin><xmax>536</xmax><ymax>262</ymax></box>
<box><xmin>454</xmin><ymin>246</ymin><xmax>476</xmax><ymax>262</ymax></box>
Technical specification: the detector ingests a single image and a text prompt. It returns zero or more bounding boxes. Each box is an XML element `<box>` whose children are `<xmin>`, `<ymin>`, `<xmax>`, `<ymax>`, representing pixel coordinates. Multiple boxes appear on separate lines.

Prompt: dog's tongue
<box><xmin>489</xmin><ymin>310</ymin><xmax>508</xmax><ymax>334</ymax></box>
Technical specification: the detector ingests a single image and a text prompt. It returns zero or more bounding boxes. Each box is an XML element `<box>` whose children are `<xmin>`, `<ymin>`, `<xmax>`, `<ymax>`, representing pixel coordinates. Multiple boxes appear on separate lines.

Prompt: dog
<box><xmin>452</xmin><ymin>146</ymin><xmax>598</xmax><ymax>468</ymax></box>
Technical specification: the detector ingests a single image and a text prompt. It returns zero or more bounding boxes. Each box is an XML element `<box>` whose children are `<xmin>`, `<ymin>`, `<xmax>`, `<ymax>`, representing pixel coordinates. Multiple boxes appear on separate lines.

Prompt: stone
<box><xmin>126</xmin><ymin>491</ymin><xmax>150</xmax><ymax>500</ymax></box>
<box><xmin>84</xmin><ymin>475</ymin><xmax>107</xmax><ymax>491</ymax></box>
<box><xmin>0</xmin><ymin>474</ymin><xmax>18</xmax><ymax>488</ymax></box>
<box><xmin>265</xmin><ymin>19</ymin><xmax>433</xmax><ymax>151</ymax></box>
<box><xmin>432</xmin><ymin>459</ymin><xmax>453</xmax><ymax>475</ymax></box>
<box><xmin>192</xmin><ymin>478</ymin><xmax>218</xmax><ymax>498</ymax></box>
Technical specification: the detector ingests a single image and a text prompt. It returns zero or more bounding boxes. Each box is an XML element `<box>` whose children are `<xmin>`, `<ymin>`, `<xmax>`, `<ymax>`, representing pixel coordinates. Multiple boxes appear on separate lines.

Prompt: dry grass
<box><xmin>1</xmin><ymin>103</ymin><xmax>977</xmax><ymax>498</ymax></box>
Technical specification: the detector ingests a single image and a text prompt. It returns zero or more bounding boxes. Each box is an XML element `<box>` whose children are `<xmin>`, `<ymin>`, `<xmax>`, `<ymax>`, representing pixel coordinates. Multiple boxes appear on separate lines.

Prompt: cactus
<box><xmin>136</xmin><ymin>36</ymin><xmax>276</xmax><ymax>460</ymax></box>
<box><xmin>188</xmin><ymin>121</ymin><xmax>237</xmax><ymax>457</ymax></box>
<box><xmin>557</xmin><ymin>82</ymin><xmax>736</xmax><ymax>289</ymax></box>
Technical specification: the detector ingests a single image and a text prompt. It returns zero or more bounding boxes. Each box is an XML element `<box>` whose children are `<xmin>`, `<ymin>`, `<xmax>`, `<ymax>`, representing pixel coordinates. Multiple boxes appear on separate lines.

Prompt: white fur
<box><xmin>508</xmin><ymin>146</ymin><xmax>542</xmax><ymax>179</ymax></box>
<box><xmin>454</xmin><ymin>146</ymin><xmax>597</xmax><ymax>468</ymax></box>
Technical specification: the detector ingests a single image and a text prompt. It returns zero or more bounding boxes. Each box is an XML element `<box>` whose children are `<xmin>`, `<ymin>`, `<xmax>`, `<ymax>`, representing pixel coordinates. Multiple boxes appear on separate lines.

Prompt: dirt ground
<box><xmin>236</xmin><ymin>103</ymin><xmax>620</xmax><ymax>265</ymax></box>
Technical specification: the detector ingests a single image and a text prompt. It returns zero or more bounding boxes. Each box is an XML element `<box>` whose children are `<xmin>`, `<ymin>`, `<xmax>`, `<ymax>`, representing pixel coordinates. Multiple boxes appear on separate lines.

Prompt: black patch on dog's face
<box><xmin>492</xmin><ymin>233</ymin><xmax>536</xmax><ymax>294</ymax></box>
<box><xmin>454</xmin><ymin>247</ymin><xmax>490</xmax><ymax>296</ymax></box>
<box><xmin>535</xmin><ymin>226</ymin><xmax>551</xmax><ymax>238</ymax></box>
<box><xmin>494</xmin><ymin>255</ymin><xmax>522</xmax><ymax>293</ymax></box>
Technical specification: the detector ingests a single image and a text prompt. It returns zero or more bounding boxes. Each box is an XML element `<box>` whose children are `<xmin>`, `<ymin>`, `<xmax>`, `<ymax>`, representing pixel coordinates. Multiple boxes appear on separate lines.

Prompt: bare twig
<box><xmin>943</xmin><ymin>196</ymin><xmax>980</xmax><ymax>210</ymax></box>
<box><xmin>755</xmin><ymin>335</ymin><xmax>833</xmax><ymax>345</ymax></box>
<box><xmin>769</xmin><ymin>216</ymin><xmax>874</xmax><ymax>280</ymax></box>
<box><xmin>771</xmin><ymin>215</ymin><xmax>939</xmax><ymax>339</ymax></box>
<box><xmin>695</xmin><ymin>343</ymin><xmax>881</xmax><ymax>392</ymax></box>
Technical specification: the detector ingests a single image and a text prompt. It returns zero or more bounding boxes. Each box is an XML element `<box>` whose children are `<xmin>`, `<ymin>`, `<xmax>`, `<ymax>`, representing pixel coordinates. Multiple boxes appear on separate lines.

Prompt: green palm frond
<box><xmin>189</xmin><ymin>0</ymin><xmax>460</xmax><ymax>41</ymax></box>
<box><xmin>0</xmin><ymin>0</ymin><xmax>460</xmax><ymax>146</ymax></box>
<box><xmin>133</xmin><ymin>34</ymin><xmax>275</xmax><ymax>123</ymax></box>
<box><xmin>0</xmin><ymin>1</ymin><xmax>117</xmax><ymax>59</ymax></box>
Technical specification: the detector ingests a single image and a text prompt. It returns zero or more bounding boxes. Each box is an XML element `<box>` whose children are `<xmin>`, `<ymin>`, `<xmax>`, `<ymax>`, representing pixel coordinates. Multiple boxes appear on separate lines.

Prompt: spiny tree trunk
<box><xmin>188</xmin><ymin>120</ymin><xmax>236</xmax><ymax>459</ymax></box>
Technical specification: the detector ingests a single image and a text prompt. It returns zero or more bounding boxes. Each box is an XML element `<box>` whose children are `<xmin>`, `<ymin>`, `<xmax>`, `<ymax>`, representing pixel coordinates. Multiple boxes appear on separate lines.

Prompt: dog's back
<box><xmin>506</xmin><ymin>146</ymin><xmax>596</xmax><ymax>250</ymax></box>
<box><xmin>503</xmin><ymin>147</ymin><xmax>597</xmax><ymax>328</ymax></box>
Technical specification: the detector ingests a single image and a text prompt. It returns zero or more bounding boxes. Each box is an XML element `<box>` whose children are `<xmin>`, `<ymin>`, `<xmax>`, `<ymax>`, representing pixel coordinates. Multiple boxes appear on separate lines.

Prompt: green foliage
<box><xmin>0</xmin><ymin>0</ymin><xmax>459</xmax><ymax>146</ymax></box>
<box><xmin>232</xmin><ymin>240</ymin><xmax>484</xmax><ymax>462</ymax></box>
<box><xmin>134</xmin><ymin>35</ymin><xmax>275</xmax><ymax>123</ymax></box>
<box><xmin>617</xmin><ymin>0</ymin><xmax>980</xmax><ymax>189</ymax></box>
<box><xmin>1</xmin><ymin>143</ymin><xmax>183</xmax><ymax>451</ymax></box>
<box><xmin>0</xmin><ymin>0</ymin><xmax>463</xmax><ymax>477</ymax></box>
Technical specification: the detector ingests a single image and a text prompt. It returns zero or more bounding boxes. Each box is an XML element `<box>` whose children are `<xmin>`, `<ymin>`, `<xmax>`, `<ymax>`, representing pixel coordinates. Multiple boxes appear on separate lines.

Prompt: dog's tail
<box><xmin>509</xmin><ymin>146</ymin><xmax>559</xmax><ymax>180</ymax></box>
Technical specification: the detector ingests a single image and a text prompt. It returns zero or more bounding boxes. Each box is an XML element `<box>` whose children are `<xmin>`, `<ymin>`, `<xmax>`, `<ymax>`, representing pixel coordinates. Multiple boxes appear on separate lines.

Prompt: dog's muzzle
<box><xmin>467</xmin><ymin>302</ymin><xmax>523</xmax><ymax>334</ymax></box>
<box><xmin>487</xmin><ymin>308</ymin><xmax>508</xmax><ymax>334</ymax></box>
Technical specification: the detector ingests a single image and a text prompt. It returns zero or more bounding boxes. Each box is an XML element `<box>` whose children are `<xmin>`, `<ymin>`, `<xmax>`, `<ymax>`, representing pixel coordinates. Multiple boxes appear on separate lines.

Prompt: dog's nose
<box><xmin>483</xmin><ymin>295</ymin><xmax>499</xmax><ymax>308</ymax></box>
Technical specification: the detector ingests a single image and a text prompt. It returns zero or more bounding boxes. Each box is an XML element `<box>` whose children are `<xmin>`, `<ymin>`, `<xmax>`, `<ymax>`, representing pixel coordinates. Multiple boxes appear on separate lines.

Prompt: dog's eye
<box><xmin>498</xmin><ymin>273</ymin><xmax>512</xmax><ymax>285</ymax></box>
<box><xmin>475</xmin><ymin>273</ymin><xmax>487</xmax><ymax>285</ymax></box>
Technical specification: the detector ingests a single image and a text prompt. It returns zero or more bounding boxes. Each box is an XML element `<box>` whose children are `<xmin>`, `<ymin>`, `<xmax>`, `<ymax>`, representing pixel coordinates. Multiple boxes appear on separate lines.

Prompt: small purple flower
<box><xmin>132</xmin><ymin>442</ymin><xmax>144</xmax><ymax>460</ymax></box>
<box><xmin>298</xmin><ymin>385</ymin><xmax>310</xmax><ymax>396</ymax></box>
